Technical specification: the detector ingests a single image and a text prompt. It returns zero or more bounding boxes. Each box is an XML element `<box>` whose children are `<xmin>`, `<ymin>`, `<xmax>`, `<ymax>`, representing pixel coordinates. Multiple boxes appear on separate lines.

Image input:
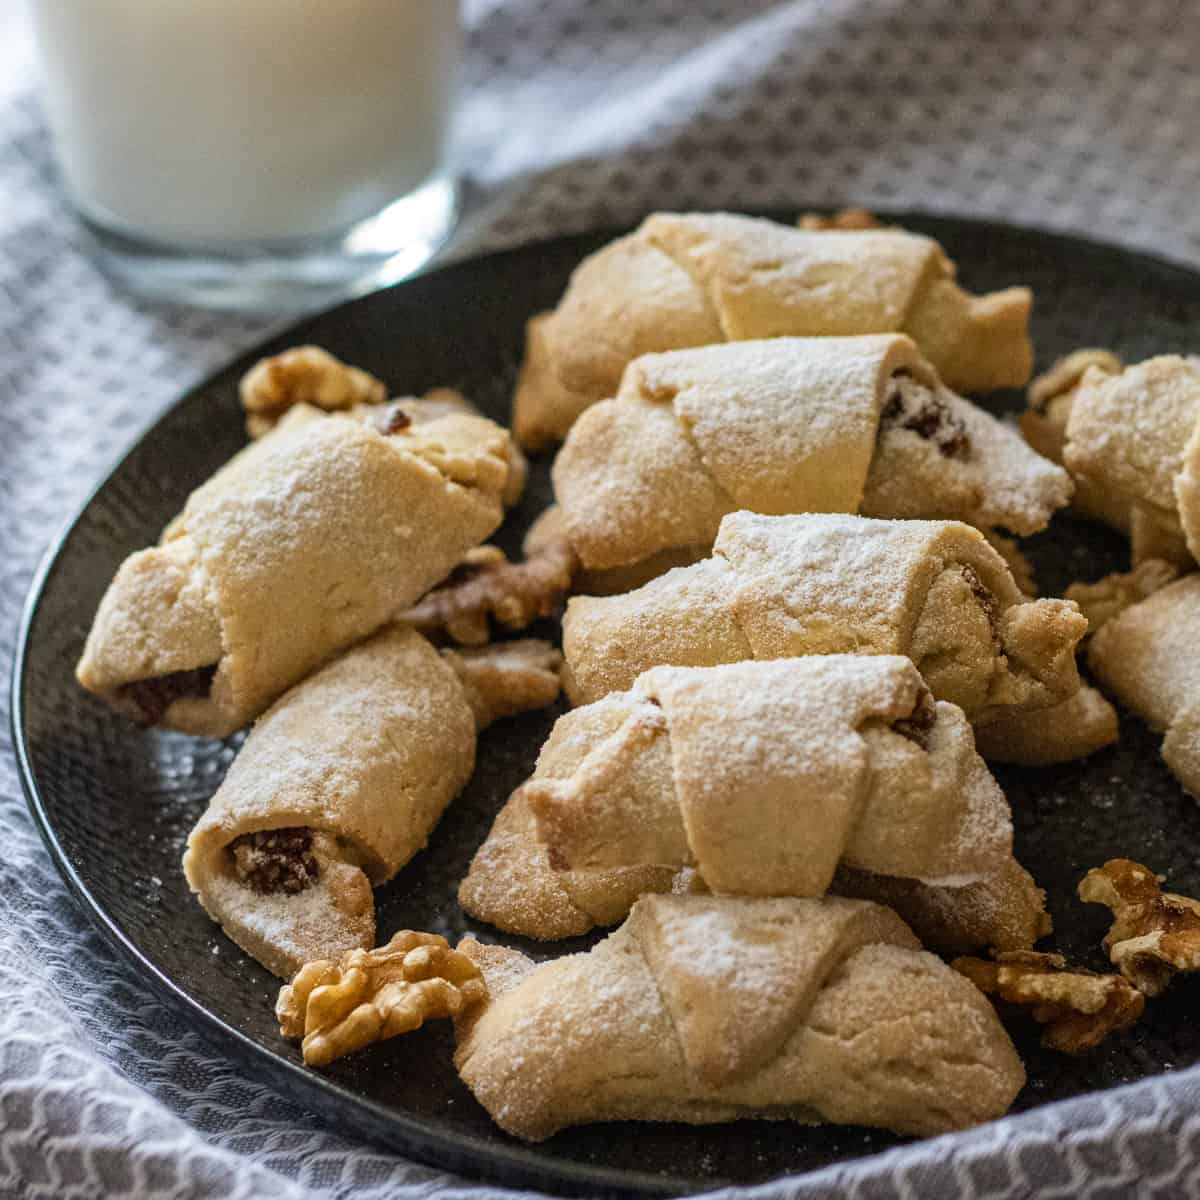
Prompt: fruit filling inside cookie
<box><xmin>229</xmin><ymin>828</ymin><xmax>320</xmax><ymax>895</ymax></box>
<box><xmin>908</xmin><ymin>564</ymin><xmax>1005</xmax><ymax>715</ymax></box>
<box><xmin>376</xmin><ymin>403</ymin><xmax>412</xmax><ymax>435</ymax></box>
<box><xmin>891</xmin><ymin>686</ymin><xmax>938</xmax><ymax>749</ymax></box>
<box><xmin>880</xmin><ymin>373</ymin><xmax>970</xmax><ymax>460</ymax></box>
<box><xmin>119</xmin><ymin>664</ymin><xmax>218</xmax><ymax>726</ymax></box>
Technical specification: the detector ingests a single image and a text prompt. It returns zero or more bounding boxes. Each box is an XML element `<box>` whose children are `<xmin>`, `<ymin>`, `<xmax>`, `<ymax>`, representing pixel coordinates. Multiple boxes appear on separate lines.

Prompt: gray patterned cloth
<box><xmin>3</xmin><ymin>2</ymin><xmax>1200</xmax><ymax>1197</ymax></box>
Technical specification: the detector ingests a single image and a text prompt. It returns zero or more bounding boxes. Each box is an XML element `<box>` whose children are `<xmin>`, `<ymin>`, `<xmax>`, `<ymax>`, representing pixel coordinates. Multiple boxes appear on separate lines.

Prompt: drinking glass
<box><xmin>31</xmin><ymin>0</ymin><xmax>461</xmax><ymax>312</ymax></box>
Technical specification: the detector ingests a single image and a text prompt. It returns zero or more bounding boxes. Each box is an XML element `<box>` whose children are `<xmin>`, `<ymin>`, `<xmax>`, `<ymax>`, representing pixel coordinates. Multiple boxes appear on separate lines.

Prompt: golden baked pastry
<box><xmin>239</xmin><ymin>367</ymin><xmax>528</xmax><ymax>511</ymax></box>
<box><xmin>453</xmin><ymin>895</ymin><xmax>1025</xmax><ymax>1140</ymax></box>
<box><xmin>77</xmin><ymin>409</ymin><xmax>520</xmax><ymax>736</ymax></box>
<box><xmin>1064</xmin><ymin>560</ymin><xmax>1181</xmax><ymax>636</ymax></box>
<box><xmin>1087</xmin><ymin>574</ymin><xmax>1200</xmax><ymax>798</ymax></box>
<box><xmin>1020</xmin><ymin>348</ymin><xmax>1128</xmax><ymax>531</ymax></box>
<box><xmin>459</xmin><ymin>656</ymin><xmax>1049</xmax><ymax>953</ymax></box>
<box><xmin>831</xmin><ymin>859</ymin><xmax>1050</xmax><ymax>957</ymax></box>
<box><xmin>1064</xmin><ymin>355</ymin><xmax>1200</xmax><ymax>566</ymax></box>
<box><xmin>458</xmin><ymin>787</ymin><xmax>674</xmax><ymax>941</ymax></box>
<box><xmin>532</xmin><ymin>657</ymin><xmax>1007</xmax><ymax>891</ymax></box>
<box><xmin>514</xmin><ymin>212</ymin><xmax>1033</xmax><ymax>447</ymax></box>
<box><xmin>183</xmin><ymin>626</ymin><xmax>560</xmax><ymax>978</ymax></box>
<box><xmin>554</xmin><ymin>336</ymin><xmax>1069</xmax><ymax>572</ymax></box>
<box><xmin>971</xmin><ymin>685</ymin><xmax>1118</xmax><ymax>766</ymax></box>
<box><xmin>562</xmin><ymin>511</ymin><xmax>1087</xmax><ymax>725</ymax></box>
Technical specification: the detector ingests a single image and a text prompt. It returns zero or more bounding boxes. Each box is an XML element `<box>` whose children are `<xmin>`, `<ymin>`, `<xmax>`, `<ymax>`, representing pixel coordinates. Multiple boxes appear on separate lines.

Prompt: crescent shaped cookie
<box><xmin>184</xmin><ymin>627</ymin><xmax>560</xmax><ymax>978</ymax></box>
<box><xmin>1064</xmin><ymin>355</ymin><xmax>1200</xmax><ymax>567</ymax></box>
<box><xmin>554</xmin><ymin>335</ymin><xmax>1069</xmax><ymax>572</ymax></box>
<box><xmin>77</xmin><ymin>409</ymin><xmax>520</xmax><ymax>736</ymax></box>
<box><xmin>459</xmin><ymin>656</ymin><xmax>1048</xmax><ymax>953</ymax></box>
<box><xmin>529</xmin><ymin>657</ymin><xmax>1010</xmax><ymax>893</ymax></box>
<box><xmin>1088</xmin><ymin>574</ymin><xmax>1200</xmax><ymax>799</ymax></box>
<box><xmin>1020</xmin><ymin>348</ymin><xmax>1128</xmax><ymax>531</ymax></box>
<box><xmin>514</xmin><ymin>212</ymin><xmax>1033</xmax><ymax>447</ymax></box>
<box><xmin>562</xmin><ymin>511</ymin><xmax>1087</xmax><ymax>725</ymax></box>
<box><xmin>453</xmin><ymin>895</ymin><xmax>1025</xmax><ymax>1140</ymax></box>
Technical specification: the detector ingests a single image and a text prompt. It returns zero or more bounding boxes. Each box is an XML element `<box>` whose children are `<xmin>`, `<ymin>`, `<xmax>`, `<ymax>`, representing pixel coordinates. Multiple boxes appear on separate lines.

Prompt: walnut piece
<box><xmin>1064</xmin><ymin>561</ymin><xmax>1180</xmax><ymax>637</ymax></box>
<box><xmin>953</xmin><ymin>950</ymin><xmax>1144</xmax><ymax>1054</ymax></box>
<box><xmin>230</xmin><ymin>827</ymin><xmax>319</xmax><ymax>895</ymax></box>
<box><xmin>1078</xmin><ymin>859</ymin><xmax>1200</xmax><ymax>996</ymax></box>
<box><xmin>403</xmin><ymin>534</ymin><xmax>578</xmax><ymax>646</ymax></box>
<box><xmin>240</xmin><ymin>346</ymin><xmax>387</xmax><ymax>437</ymax></box>
<box><xmin>277</xmin><ymin>930</ymin><xmax>488</xmax><ymax>1066</ymax></box>
<box><xmin>797</xmin><ymin>207</ymin><xmax>884</xmax><ymax>231</ymax></box>
<box><xmin>441</xmin><ymin>638</ymin><xmax>563</xmax><ymax>730</ymax></box>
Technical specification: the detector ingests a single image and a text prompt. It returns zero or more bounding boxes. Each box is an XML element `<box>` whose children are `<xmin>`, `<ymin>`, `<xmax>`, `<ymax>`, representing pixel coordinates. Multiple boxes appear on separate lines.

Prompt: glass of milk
<box><xmin>31</xmin><ymin>1</ymin><xmax>461</xmax><ymax>312</ymax></box>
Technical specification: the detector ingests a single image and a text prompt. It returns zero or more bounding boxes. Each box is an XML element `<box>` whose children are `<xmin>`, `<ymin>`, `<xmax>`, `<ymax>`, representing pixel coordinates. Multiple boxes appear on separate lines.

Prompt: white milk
<box><xmin>32</xmin><ymin>0</ymin><xmax>460</xmax><ymax>245</ymax></box>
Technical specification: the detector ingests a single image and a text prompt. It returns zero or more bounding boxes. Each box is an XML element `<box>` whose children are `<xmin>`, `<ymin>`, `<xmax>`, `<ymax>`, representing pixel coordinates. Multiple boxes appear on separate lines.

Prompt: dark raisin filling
<box><xmin>121</xmin><ymin>664</ymin><xmax>218</xmax><ymax>726</ymax></box>
<box><xmin>439</xmin><ymin>558</ymin><xmax>489</xmax><ymax>587</ymax></box>
<box><xmin>377</xmin><ymin>404</ymin><xmax>412</xmax><ymax>435</ymax></box>
<box><xmin>880</xmin><ymin>374</ymin><xmax>970</xmax><ymax>459</ymax></box>
<box><xmin>892</xmin><ymin>687</ymin><xmax>938</xmax><ymax>750</ymax></box>
<box><xmin>229</xmin><ymin>827</ymin><xmax>319</xmax><ymax>895</ymax></box>
<box><xmin>958</xmin><ymin>562</ymin><xmax>1004</xmax><ymax>654</ymax></box>
<box><xmin>959</xmin><ymin>563</ymin><xmax>1000</xmax><ymax>624</ymax></box>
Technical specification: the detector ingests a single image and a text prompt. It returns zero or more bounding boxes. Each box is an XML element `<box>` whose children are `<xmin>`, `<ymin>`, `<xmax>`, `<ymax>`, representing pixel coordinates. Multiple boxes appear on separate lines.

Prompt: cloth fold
<box><xmin>4</xmin><ymin>1</ymin><xmax>1200</xmax><ymax>1197</ymax></box>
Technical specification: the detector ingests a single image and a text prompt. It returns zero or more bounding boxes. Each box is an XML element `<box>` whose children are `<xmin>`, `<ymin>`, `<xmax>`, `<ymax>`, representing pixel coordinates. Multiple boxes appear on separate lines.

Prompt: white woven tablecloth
<box><xmin>4</xmin><ymin>2</ymin><xmax>1200</xmax><ymax>1197</ymax></box>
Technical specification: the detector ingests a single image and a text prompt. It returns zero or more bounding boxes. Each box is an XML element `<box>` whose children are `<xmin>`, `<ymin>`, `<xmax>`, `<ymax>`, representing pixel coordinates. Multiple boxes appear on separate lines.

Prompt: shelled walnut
<box><xmin>240</xmin><ymin>345</ymin><xmax>387</xmax><ymax>436</ymax></box>
<box><xmin>403</xmin><ymin>536</ymin><xmax>578</xmax><ymax>646</ymax></box>
<box><xmin>953</xmin><ymin>950</ymin><xmax>1144</xmax><ymax>1054</ymax></box>
<box><xmin>1079</xmin><ymin>859</ymin><xmax>1200</xmax><ymax>997</ymax></box>
<box><xmin>797</xmin><ymin>207</ymin><xmax>883</xmax><ymax>231</ymax></box>
<box><xmin>441</xmin><ymin>639</ymin><xmax>563</xmax><ymax>730</ymax></box>
<box><xmin>277</xmin><ymin>931</ymin><xmax>488</xmax><ymax>1067</ymax></box>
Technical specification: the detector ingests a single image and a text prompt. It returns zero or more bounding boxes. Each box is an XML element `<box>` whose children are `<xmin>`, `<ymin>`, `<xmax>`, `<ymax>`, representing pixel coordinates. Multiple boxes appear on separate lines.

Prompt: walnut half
<box><xmin>797</xmin><ymin>207</ymin><xmax>883</xmax><ymax>231</ymax></box>
<box><xmin>953</xmin><ymin>950</ymin><xmax>1144</xmax><ymax>1054</ymax></box>
<box><xmin>1078</xmin><ymin>859</ymin><xmax>1200</xmax><ymax>997</ymax></box>
<box><xmin>240</xmin><ymin>346</ymin><xmax>387</xmax><ymax>437</ymax></box>
<box><xmin>403</xmin><ymin>535</ymin><xmax>578</xmax><ymax>646</ymax></box>
<box><xmin>277</xmin><ymin>930</ymin><xmax>488</xmax><ymax>1066</ymax></box>
<box><xmin>441</xmin><ymin>639</ymin><xmax>563</xmax><ymax>730</ymax></box>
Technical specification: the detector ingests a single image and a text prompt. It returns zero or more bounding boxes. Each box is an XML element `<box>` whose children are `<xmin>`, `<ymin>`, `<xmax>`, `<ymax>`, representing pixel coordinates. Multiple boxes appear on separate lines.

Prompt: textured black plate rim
<box><xmin>13</xmin><ymin>210</ymin><xmax>1200</xmax><ymax>1198</ymax></box>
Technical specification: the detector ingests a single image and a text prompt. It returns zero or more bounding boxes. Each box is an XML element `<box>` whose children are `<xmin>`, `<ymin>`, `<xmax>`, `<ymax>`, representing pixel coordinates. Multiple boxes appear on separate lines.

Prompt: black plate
<box><xmin>14</xmin><ymin>212</ymin><xmax>1200</xmax><ymax>1197</ymax></box>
